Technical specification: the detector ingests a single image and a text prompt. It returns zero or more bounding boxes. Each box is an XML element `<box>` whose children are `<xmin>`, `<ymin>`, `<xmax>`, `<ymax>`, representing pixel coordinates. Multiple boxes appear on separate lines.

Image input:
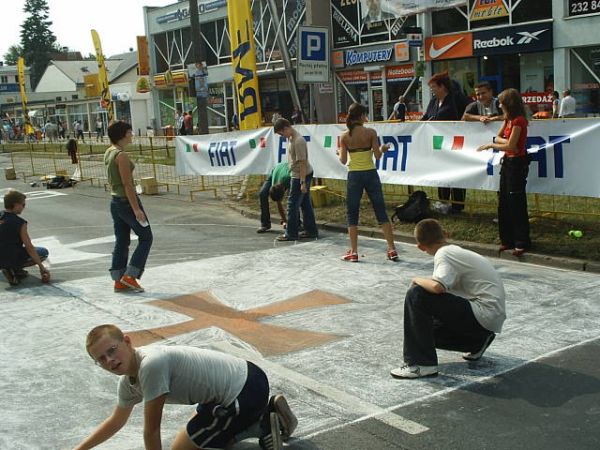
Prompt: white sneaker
<box><xmin>390</xmin><ymin>364</ymin><xmax>438</xmax><ymax>379</ymax></box>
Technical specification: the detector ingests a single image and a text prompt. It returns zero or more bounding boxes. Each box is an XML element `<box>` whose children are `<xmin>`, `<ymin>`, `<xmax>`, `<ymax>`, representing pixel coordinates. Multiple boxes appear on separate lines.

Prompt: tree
<box><xmin>20</xmin><ymin>0</ymin><xmax>57</xmax><ymax>89</ymax></box>
<box><xmin>3</xmin><ymin>45</ymin><xmax>23</xmax><ymax>66</ymax></box>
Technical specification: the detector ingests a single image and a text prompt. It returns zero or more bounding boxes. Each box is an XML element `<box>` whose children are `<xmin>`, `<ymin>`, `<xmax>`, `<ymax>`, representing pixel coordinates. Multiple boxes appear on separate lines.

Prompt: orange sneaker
<box><xmin>119</xmin><ymin>275</ymin><xmax>145</xmax><ymax>292</ymax></box>
<box><xmin>387</xmin><ymin>249</ymin><xmax>400</xmax><ymax>261</ymax></box>
<box><xmin>114</xmin><ymin>280</ymin><xmax>130</xmax><ymax>293</ymax></box>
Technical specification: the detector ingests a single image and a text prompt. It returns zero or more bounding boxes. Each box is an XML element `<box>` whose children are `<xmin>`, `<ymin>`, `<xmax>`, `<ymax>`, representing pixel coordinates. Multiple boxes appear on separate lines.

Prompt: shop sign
<box><xmin>521</xmin><ymin>92</ymin><xmax>553</xmax><ymax>105</ymax></box>
<box><xmin>407</xmin><ymin>33</ymin><xmax>423</xmax><ymax>47</ymax></box>
<box><xmin>568</xmin><ymin>0</ymin><xmax>600</xmax><ymax>17</ymax></box>
<box><xmin>345</xmin><ymin>47</ymin><xmax>393</xmax><ymax>66</ymax></box>
<box><xmin>472</xmin><ymin>23</ymin><xmax>553</xmax><ymax>56</ymax></box>
<box><xmin>425</xmin><ymin>32</ymin><xmax>473</xmax><ymax>61</ymax></box>
<box><xmin>156</xmin><ymin>0</ymin><xmax>227</xmax><ymax>25</ymax></box>
<box><xmin>338</xmin><ymin>70</ymin><xmax>368</xmax><ymax>85</ymax></box>
<box><xmin>386</xmin><ymin>64</ymin><xmax>415</xmax><ymax>81</ymax></box>
<box><xmin>394</xmin><ymin>42</ymin><xmax>410</xmax><ymax>62</ymax></box>
<box><xmin>137</xmin><ymin>36</ymin><xmax>150</xmax><ymax>76</ymax></box>
<box><xmin>318</xmin><ymin>83</ymin><xmax>334</xmax><ymax>94</ymax></box>
<box><xmin>470</xmin><ymin>0</ymin><xmax>509</xmax><ymax>22</ymax></box>
<box><xmin>332</xmin><ymin>51</ymin><xmax>345</xmax><ymax>68</ymax></box>
<box><xmin>387</xmin><ymin>0</ymin><xmax>467</xmax><ymax>16</ymax></box>
<box><xmin>0</xmin><ymin>84</ymin><xmax>20</xmax><ymax>93</ymax></box>
<box><xmin>297</xmin><ymin>26</ymin><xmax>330</xmax><ymax>83</ymax></box>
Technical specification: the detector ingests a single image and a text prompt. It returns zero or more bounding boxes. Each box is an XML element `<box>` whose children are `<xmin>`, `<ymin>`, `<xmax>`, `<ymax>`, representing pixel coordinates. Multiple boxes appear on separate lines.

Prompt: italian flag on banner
<box><xmin>433</xmin><ymin>135</ymin><xmax>465</xmax><ymax>151</ymax></box>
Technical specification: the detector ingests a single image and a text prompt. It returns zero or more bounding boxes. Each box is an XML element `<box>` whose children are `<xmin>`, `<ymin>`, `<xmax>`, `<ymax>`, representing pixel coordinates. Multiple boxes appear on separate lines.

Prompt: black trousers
<box><xmin>403</xmin><ymin>285</ymin><xmax>492</xmax><ymax>366</ymax></box>
<box><xmin>498</xmin><ymin>157</ymin><xmax>531</xmax><ymax>249</ymax></box>
<box><xmin>438</xmin><ymin>187</ymin><xmax>466</xmax><ymax>212</ymax></box>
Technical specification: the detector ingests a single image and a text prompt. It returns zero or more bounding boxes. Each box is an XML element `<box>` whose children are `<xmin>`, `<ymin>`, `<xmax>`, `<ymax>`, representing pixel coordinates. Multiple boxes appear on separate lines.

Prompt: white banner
<box><xmin>176</xmin><ymin>119</ymin><xmax>600</xmax><ymax>198</ymax></box>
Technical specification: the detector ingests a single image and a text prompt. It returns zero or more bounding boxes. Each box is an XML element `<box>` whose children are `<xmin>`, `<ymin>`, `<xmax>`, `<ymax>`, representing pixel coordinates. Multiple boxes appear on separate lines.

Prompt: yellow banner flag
<box><xmin>17</xmin><ymin>57</ymin><xmax>33</xmax><ymax>136</ymax></box>
<box><xmin>91</xmin><ymin>29</ymin><xmax>114</xmax><ymax>123</ymax></box>
<box><xmin>228</xmin><ymin>0</ymin><xmax>262</xmax><ymax>130</ymax></box>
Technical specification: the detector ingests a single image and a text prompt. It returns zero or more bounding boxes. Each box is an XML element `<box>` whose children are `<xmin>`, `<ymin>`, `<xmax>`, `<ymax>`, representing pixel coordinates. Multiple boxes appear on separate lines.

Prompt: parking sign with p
<box><xmin>297</xmin><ymin>26</ymin><xmax>330</xmax><ymax>83</ymax></box>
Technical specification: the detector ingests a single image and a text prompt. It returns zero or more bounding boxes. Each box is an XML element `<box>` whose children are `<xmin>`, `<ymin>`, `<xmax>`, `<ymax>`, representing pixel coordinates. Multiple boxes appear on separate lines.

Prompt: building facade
<box><xmin>144</xmin><ymin>0</ymin><xmax>333</xmax><ymax>131</ymax></box>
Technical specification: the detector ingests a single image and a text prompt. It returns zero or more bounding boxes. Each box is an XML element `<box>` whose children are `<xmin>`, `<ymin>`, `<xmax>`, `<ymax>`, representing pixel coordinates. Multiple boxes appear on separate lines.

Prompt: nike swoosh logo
<box><xmin>429</xmin><ymin>37</ymin><xmax>464</xmax><ymax>59</ymax></box>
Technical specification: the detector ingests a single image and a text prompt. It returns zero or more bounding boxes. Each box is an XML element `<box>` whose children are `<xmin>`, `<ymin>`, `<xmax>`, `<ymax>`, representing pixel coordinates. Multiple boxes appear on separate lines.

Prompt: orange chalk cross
<box><xmin>128</xmin><ymin>290</ymin><xmax>350</xmax><ymax>356</ymax></box>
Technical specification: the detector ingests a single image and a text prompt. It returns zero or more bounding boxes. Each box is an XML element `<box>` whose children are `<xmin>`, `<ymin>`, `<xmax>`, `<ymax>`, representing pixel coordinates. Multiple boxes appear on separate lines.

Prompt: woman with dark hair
<box><xmin>66</xmin><ymin>138</ymin><xmax>78</xmax><ymax>164</ymax></box>
<box><xmin>422</xmin><ymin>71</ymin><xmax>466</xmax><ymax>213</ymax></box>
<box><xmin>104</xmin><ymin>121</ymin><xmax>153</xmax><ymax>293</ymax></box>
<box><xmin>478</xmin><ymin>88</ymin><xmax>531</xmax><ymax>256</ymax></box>
<box><xmin>337</xmin><ymin>103</ymin><xmax>399</xmax><ymax>262</ymax></box>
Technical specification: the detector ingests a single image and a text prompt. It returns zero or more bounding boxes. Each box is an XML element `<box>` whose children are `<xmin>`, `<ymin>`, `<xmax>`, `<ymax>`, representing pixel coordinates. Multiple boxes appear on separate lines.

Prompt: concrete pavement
<box><xmin>1</xmin><ymin>154</ymin><xmax>600</xmax><ymax>450</ymax></box>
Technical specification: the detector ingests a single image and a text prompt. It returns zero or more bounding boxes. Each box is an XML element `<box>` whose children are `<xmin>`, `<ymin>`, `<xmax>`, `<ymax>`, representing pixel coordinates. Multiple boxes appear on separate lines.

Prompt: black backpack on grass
<box><xmin>391</xmin><ymin>190</ymin><xmax>430</xmax><ymax>223</ymax></box>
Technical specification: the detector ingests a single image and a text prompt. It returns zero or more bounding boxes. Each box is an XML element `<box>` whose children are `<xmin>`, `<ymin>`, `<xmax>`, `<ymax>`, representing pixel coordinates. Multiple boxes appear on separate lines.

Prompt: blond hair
<box><xmin>414</xmin><ymin>219</ymin><xmax>446</xmax><ymax>247</ymax></box>
<box><xmin>86</xmin><ymin>324</ymin><xmax>124</xmax><ymax>354</ymax></box>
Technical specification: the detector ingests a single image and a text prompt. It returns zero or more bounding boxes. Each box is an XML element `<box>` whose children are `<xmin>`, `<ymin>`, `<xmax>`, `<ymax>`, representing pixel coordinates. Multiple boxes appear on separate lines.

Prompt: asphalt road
<box><xmin>1</xmin><ymin>151</ymin><xmax>599</xmax><ymax>450</ymax></box>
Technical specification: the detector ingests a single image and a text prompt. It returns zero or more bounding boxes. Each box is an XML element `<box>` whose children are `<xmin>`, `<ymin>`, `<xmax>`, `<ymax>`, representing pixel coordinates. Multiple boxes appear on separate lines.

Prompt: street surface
<box><xmin>1</xmin><ymin>152</ymin><xmax>599</xmax><ymax>450</ymax></box>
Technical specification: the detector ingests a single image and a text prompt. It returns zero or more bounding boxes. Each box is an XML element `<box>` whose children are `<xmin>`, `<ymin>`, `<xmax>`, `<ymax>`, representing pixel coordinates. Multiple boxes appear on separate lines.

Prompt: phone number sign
<box><xmin>569</xmin><ymin>0</ymin><xmax>600</xmax><ymax>16</ymax></box>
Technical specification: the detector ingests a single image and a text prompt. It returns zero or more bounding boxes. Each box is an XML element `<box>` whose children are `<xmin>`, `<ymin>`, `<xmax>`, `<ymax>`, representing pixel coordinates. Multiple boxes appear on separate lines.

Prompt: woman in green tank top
<box><xmin>104</xmin><ymin>121</ymin><xmax>153</xmax><ymax>293</ymax></box>
<box><xmin>338</xmin><ymin>103</ymin><xmax>399</xmax><ymax>263</ymax></box>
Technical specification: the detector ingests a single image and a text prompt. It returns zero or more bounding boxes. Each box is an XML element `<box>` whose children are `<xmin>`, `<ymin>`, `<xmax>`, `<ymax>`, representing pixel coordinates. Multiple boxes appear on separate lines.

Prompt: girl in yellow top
<box><xmin>338</xmin><ymin>103</ymin><xmax>399</xmax><ymax>262</ymax></box>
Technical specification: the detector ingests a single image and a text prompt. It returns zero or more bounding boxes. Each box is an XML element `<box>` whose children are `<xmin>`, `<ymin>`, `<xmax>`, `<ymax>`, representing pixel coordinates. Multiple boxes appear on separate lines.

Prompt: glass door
<box><xmin>367</xmin><ymin>70</ymin><xmax>384</xmax><ymax>121</ymax></box>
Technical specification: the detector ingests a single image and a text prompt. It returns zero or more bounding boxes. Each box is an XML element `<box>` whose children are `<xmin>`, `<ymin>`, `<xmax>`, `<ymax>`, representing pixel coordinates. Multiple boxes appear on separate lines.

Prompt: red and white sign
<box><xmin>386</xmin><ymin>64</ymin><xmax>415</xmax><ymax>80</ymax></box>
<box><xmin>521</xmin><ymin>92</ymin><xmax>553</xmax><ymax>105</ymax></box>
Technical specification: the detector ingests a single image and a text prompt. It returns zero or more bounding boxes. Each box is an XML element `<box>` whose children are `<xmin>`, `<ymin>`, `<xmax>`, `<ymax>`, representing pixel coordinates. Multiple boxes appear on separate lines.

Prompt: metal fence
<box><xmin>3</xmin><ymin>140</ymin><xmax>600</xmax><ymax>221</ymax></box>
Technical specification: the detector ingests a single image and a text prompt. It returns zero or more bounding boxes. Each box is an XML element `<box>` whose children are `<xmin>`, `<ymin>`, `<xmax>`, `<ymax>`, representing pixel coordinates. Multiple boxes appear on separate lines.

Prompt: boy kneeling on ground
<box><xmin>391</xmin><ymin>219</ymin><xmax>506</xmax><ymax>379</ymax></box>
<box><xmin>0</xmin><ymin>190</ymin><xmax>50</xmax><ymax>286</ymax></box>
<box><xmin>75</xmin><ymin>324</ymin><xmax>297</xmax><ymax>450</ymax></box>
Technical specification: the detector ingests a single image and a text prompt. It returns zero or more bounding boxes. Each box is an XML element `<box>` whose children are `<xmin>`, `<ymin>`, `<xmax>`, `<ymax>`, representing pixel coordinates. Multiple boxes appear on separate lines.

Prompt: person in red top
<box><xmin>477</xmin><ymin>88</ymin><xmax>531</xmax><ymax>256</ymax></box>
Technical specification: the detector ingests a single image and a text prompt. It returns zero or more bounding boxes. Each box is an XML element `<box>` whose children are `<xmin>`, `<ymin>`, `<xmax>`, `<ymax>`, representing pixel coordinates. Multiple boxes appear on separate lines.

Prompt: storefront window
<box><xmin>512</xmin><ymin>0</ymin><xmax>552</xmax><ymax>23</ymax></box>
<box><xmin>571</xmin><ymin>46</ymin><xmax>600</xmax><ymax>116</ymax></box>
<box><xmin>431</xmin><ymin>6</ymin><xmax>468</xmax><ymax>35</ymax></box>
<box><xmin>432</xmin><ymin>58</ymin><xmax>478</xmax><ymax>97</ymax></box>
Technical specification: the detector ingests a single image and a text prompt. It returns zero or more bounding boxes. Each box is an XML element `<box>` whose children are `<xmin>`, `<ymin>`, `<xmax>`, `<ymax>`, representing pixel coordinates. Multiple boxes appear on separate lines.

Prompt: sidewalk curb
<box><xmin>223</xmin><ymin>200</ymin><xmax>599</xmax><ymax>274</ymax></box>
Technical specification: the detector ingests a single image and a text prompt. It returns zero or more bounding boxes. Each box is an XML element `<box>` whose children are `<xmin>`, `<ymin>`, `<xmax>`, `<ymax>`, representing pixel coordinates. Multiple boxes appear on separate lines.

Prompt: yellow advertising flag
<box><xmin>91</xmin><ymin>29</ymin><xmax>114</xmax><ymax>123</ymax></box>
<box><xmin>17</xmin><ymin>57</ymin><xmax>33</xmax><ymax>136</ymax></box>
<box><xmin>228</xmin><ymin>0</ymin><xmax>262</xmax><ymax>130</ymax></box>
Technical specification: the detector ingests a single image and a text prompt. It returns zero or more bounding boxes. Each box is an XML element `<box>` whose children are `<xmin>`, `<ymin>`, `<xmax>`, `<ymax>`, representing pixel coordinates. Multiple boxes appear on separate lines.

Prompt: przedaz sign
<box><xmin>472</xmin><ymin>23</ymin><xmax>553</xmax><ymax>56</ymax></box>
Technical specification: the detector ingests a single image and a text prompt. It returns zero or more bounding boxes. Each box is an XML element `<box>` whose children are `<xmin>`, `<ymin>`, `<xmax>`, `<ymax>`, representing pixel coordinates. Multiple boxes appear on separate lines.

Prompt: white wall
<box><xmin>35</xmin><ymin>65</ymin><xmax>75</xmax><ymax>93</ymax></box>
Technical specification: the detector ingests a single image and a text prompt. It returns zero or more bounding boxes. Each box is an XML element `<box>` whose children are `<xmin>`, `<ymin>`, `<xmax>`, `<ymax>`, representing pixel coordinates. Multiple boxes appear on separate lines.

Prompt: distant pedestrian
<box><xmin>95</xmin><ymin>118</ymin><xmax>104</xmax><ymax>141</ymax></box>
<box><xmin>559</xmin><ymin>89</ymin><xmax>577</xmax><ymax>118</ymax></box>
<box><xmin>0</xmin><ymin>190</ymin><xmax>50</xmax><ymax>286</ymax></box>
<box><xmin>66</xmin><ymin>138</ymin><xmax>78</xmax><ymax>164</ymax></box>
<box><xmin>388</xmin><ymin>95</ymin><xmax>406</xmax><ymax>121</ymax></box>
<box><xmin>551</xmin><ymin>91</ymin><xmax>560</xmax><ymax>118</ymax></box>
<box><xmin>104</xmin><ymin>121</ymin><xmax>153</xmax><ymax>293</ymax></box>
<box><xmin>291</xmin><ymin>107</ymin><xmax>304</xmax><ymax>125</ymax></box>
<box><xmin>175</xmin><ymin>108</ymin><xmax>184</xmax><ymax>135</ymax></box>
<box><xmin>184</xmin><ymin>110</ymin><xmax>194</xmax><ymax>135</ymax></box>
<box><xmin>338</xmin><ymin>103</ymin><xmax>399</xmax><ymax>262</ymax></box>
<box><xmin>273</xmin><ymin>118</ymin><xmax>318</xmax><ymax>241</ymax></box>
<box><xmin>74</xmin><ymin>120</ymin><xmax>84</xmax><ymax>141</ymax></box>
<box><xmin>390</xmin><ymin>219</ymin><xmax>505</xmax><ymax>379</ymax></box>
<box><xmin>478</xmin><ymin>88</ymin><xmax>531</xmax><ymax>256</ymax></box>
<box><xmin>58</xmin><ymin>121</ymin><xmax>66</xmax><ymax>139</ymax></box>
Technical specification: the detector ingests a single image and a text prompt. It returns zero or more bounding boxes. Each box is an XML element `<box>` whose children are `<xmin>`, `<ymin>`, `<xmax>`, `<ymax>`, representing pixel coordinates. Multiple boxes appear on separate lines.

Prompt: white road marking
<box><xmin>25</xmin><ymin>190</ymin><xmax>68</xmax><ymax>200</ymax></box>
<box><xmin>34</xmin><ymin>235</ymin><xmax>137</xmax><ymax>264</ymax></box>
<box><xmin>212</xmin><ymin>341</ymin><xmax>429</xmax><ymax>435</ymax></box>
<box><xmin>302</xmin><ymin>333</ymin><xmax>600</xmax><ymax>441</ymax></box>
